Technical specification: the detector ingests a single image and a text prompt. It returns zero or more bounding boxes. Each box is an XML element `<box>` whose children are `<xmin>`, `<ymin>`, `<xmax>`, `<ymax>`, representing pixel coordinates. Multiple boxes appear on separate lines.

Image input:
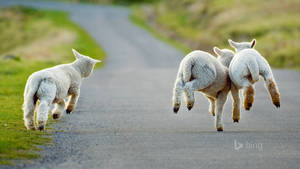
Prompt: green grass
<box><xmin>50</xmin><ymin>0</ymin><xmax>159</xmax><ymax>5</ymax></box>
<box><xmin>0</xmin><ymin>6</ymin><xmax>105</xmax><ymax>165</ymax></box>
<box><xmin>0</xmin><ymin>61</ymin><xmax>54</xmax><ymax>165</ymax></box>
<box><xmin>130</xmin><ymin>8</ymin><xmax>190</xmax><ymax>53</ymax></box>
<box><xmin>131</xmin><ymin>0</ymin><xmax>300</xmax><ymax>70</ymax></box>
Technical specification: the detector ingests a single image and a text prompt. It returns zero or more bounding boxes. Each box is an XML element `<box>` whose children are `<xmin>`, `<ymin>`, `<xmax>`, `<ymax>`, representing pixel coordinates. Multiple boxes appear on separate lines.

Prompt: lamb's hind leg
<box><xmin>184</xmin><ymin>79</ymin><xmax>213</xmax><ymax>111</ymax></box>
<box><xmin>265</xmin><ymin>78</ymin><xmax>280</xmax><ymax>108</ymax></box>
<box><xmin>36</xmin><ymin>81</ymin><xmax>56</xmax><ymax>131</ymax></box>
<box><xmin>173</xmin><ymin>79</ymin><xmax>184</xmax><ymax>113</ymax></box>
<box><xmin>243</xmin><ymin>85</ymin><xmax>255</xmax><ymax>111</ymax></box>
<box><xmin>184</xmin><ymin>89</ymin><xmax>194</xmax><ymax>111</ymax></box>
<box><xmin>231</xmin><ymin>83</ymin><xmax>240</xmax><ymax>122</ymax></box>
<box><xmin>183</xmin><ymin>80</ymin><xmax>199</xmax><ymax>111</ymax></box>
<box><xmin>52</xmin><ymin>99</ymin><xmax>65</xmax><ymax>119</ymax></box>
<box><xmin>23</xmin><ymin>96</ymin><xmax>37</xmax><ymax>130</ymax></box>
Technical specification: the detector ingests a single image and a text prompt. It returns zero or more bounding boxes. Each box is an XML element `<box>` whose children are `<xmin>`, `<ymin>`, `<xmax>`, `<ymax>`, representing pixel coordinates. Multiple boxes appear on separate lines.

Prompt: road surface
<box><xmin>1</xmin><ymin>0</ymin><xmax>300</xmax><ymax>169</ymax></box>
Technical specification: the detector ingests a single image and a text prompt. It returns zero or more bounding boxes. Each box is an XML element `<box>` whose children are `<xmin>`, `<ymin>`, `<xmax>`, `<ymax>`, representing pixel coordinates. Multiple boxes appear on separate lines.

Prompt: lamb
<box><xmin>172</xmin><ymin>48</ymin><xmax>238</xmax><ymax>131</ymax></box>
<box><xmin>23</xmin><ymin>49</ymin><xmax>101</xmax><ymax>131</ymax></box>
<box><xmin>214</xmin><ymin>47</ymin><xmax>241</xmax><ymax>123</ymax></box>
<box><xmin>228</xmin><ymin>39</ymin><xmax>280</xmax><ymax>111</ymax></box>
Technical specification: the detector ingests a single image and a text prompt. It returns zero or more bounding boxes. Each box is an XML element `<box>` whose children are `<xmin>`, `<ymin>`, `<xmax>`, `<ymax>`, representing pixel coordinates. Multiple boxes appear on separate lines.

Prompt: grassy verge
<box><xmin>131</xmin><ymin>0</ymin><xmax>300</xmax><ymax>70</ymax></box>
<box><xmin>130</xmin><ymin>8</ymin><xmax>190</xmax><ymax>53</ymax></box>
<box><xmin>0</xmin><ymin>6</ymin><xmax>105</xmax><ymax>165</ymax></box>
<box><xmin>49</xmin><ymin>0</ymin><xmax>158</xmax><ymax>5</ymax></box>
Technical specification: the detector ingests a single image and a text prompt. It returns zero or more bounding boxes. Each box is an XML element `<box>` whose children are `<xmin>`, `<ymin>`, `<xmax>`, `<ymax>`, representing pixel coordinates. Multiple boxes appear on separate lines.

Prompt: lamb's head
<box><xmin>213</xmin><ymin>47</ymin><xmax>235</xmax><ymax>68</ymax></box>
<box><xmin>228</xmin><ymin>39</ymin><xmax>256</xmax><ymax>52</ymax></box>
<box><xmin>72</xmin><ymin>49</ymin><xmax>101</xmax><ymax>78</ymax></box>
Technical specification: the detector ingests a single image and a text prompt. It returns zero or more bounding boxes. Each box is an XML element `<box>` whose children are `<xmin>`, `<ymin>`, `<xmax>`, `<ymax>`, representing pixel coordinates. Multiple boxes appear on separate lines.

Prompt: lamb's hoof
<box><xmin>173</xmin><ymin>107</ymin><xmax>179</xmax><ymax>114</ymax></box>
<box><xmin>233</xmin><ymin>119</ymin><xmax>239</xmax><ymax>123</ymax></box>
<box><xmin>187</xmin><ymin>103</ymin><xmax>194</xmax><ymax>111</ymax></box>
<box><xmin>53</xmin><ymin>113</ymin><xmax>59</xmax><ymax>119</ymax></box>
<box><xmin>217</xmin><ymin>127</ymin><xmax>223</xmax><ymax>132</ymax></box>
<box><xmin>38</xmin><ymin>125</ymin><xmax>44</xmax><ymax>131</ymax></box>
<box><xmin>245</xmin><ymin>103</ymin><xmax>252</xmax><ymax>111</ymax></box>
<box><xmin>66</xmin><ymin>109</ymin><xmax>72</xmax><ymax>114</ymax></box>
<box><xmin>274</xmin><ymin>102</ymin><xmax>280</xmax><ymax>108</ymax></box>
<box><xmin>26</xmin><ymin>126</ymin><xmax>36</xmax><ymax>130</ymax></box>
<box><xmin>25</xmin><ymin>121</ymin><xmax>36</xmax><ymax>130</ymax></box>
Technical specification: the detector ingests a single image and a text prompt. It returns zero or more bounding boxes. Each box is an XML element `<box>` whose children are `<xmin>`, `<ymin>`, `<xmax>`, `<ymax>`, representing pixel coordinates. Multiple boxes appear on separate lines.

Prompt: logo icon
<box><xmin>234</xmin><ymin>139</ymin><xmax>243</xmax><ymax>150</ymax></box>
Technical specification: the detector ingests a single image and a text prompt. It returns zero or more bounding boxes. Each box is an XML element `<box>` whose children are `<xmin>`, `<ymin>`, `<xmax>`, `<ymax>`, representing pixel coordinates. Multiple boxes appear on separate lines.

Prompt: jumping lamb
<box><xmin>172</xmin><ymin>48</ymin><xmax>238</xmax><ymax>131</ymax></box>
<box><xmin>228</xmin><ymin>39</ymin><xmax>280</xmax><ymax>111</ymax></box>
<box><xmin>23</xmin><ymin>49</ymin><xmax>101</xmax><ymax>131</ymax></box>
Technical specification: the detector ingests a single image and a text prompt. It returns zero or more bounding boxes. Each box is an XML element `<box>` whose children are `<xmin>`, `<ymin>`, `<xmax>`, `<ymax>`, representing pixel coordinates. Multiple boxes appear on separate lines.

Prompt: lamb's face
<box><xmin>213</xmin><ymin>47</ymin><xmax>235</xmax><ymax>67</ymax></box>
<box><xmin>72</xmin><ymin>49</ymin><xmax>101</xmax><ymax>78</ymax></box>
<box><xmin>228</xmin><ymin>39</ymin><xmax>256</xmax><ymax>52</ymax></box>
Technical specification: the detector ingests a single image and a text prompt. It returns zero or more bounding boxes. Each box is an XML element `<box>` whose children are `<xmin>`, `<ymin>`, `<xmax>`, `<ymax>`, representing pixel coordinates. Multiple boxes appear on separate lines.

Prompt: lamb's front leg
<box><xmin>207</xmin><ymin>96</ymin><xmax>215</xmax><ymax>116</ymax></box>
<box><xmin>215</xmin><ymin>90</ymin><xmax>229</xmax><ymax>131</ymax></box>
<box><xmin>66</xmin><ymin>90</ymin><xmax>80</xmax><ymax>114</ymax></box>
<box><xmin>231</xmin><ymin>83</ymin><xmax>240</xmax><ymax>122</ymax></box>
<box><xmin>52</xmin><ymin>99</ymin><xmax>65</xmax><ymax>119</ymax></box>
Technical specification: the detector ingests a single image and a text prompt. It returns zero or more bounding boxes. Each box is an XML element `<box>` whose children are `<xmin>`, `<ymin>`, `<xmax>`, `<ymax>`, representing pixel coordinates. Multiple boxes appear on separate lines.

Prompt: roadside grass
<box><xmin>131</xmin><ymin>0</ymin><xmax>300</xmax><ymax>70</ymax></box>
<box><xmin>0</xmin><ymin>6</ymin><xmax>105</xmax><ymax>165</ymax></box>
<box><xmin>130</xmin><ymin>8</ymin><xmax>190</xmax><ymax>53</ymax></box>
<box><xmin>50</xmin><ymin>0</ymin><xmax>159</xmax><ymax>5</ymax></box>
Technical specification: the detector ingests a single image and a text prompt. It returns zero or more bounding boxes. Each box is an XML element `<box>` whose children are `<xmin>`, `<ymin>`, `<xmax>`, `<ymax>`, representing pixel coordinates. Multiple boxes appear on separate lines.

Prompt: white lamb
<box><xmin>228</xmin><ymin>39</ymin><xmax>280</xmax><ymax>110</ymax></box>
<box><xmin>23</xmin><ymin>49</ymin><xmax>101</xmax><ymax>130</ymax></box>
<box><xmin>172</xmin><ymin>48</ymin><xmax>239</xmax><ymax>131</ymax></box>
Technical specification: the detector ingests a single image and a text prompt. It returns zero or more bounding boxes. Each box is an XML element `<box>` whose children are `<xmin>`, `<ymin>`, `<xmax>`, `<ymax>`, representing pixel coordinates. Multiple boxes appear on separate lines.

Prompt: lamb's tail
<box><xmin>22</xmin><ymin>76</ymin><xmax>43</xmax><ymax>115</ymax></box>
<box><xmin>247</xmin><ymin>59</ymin><xmax>259</xmax><ymax>83</ymax></box>
<box><xmin>182</xmin><ymin>60</ymin><xmax>193</xmax><ymax>83</ymax></box>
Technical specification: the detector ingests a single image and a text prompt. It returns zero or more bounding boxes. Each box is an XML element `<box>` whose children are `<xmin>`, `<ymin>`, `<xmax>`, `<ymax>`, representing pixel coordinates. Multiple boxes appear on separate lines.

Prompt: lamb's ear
<box><xmin>213</xmin><ymin>47</ymin><xmax>222</xmax><ymax>56</ymax></box>
<box><xmin>92</xmin><ymin>59</ymin><xmax>101</xmax><ymax>63</ymax></box>
<box><xmin>228</xmin><ymin>39</ymin><xmax>237</xmax><ymax>48</ymax></box>
<box><xmin>72</xmin><ymin>48</ymin><xmax>82</xmax><ymax>59</ymax></box>
<box><xmin>251</xmin><ymin>39</ymin><xmax>256</xmax><ymax>48</ymax></box>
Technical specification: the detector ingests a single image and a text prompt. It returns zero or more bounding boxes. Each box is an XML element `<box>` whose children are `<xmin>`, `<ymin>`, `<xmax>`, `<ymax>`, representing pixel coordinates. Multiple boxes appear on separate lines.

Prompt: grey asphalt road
<box><xmin>1</xmin><ymin>0</ymin><xmax>300</xmax><ymax>169</ymax></box>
